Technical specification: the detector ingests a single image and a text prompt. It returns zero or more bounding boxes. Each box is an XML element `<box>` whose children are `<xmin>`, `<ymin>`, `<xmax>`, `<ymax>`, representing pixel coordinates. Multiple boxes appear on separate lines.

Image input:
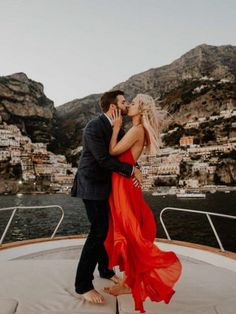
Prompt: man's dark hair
<box><xmin>100</xmin><ymin>90</ymin><xmax>124</xmax><ymax>112</ymax></box>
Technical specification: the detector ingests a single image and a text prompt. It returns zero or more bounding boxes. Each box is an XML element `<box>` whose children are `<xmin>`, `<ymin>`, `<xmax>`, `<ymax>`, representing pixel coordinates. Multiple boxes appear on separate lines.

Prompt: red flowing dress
<box><xmin>105</xmin><ymin>149</ymin><xmax>182</xmax><ymax>313</ymax></box>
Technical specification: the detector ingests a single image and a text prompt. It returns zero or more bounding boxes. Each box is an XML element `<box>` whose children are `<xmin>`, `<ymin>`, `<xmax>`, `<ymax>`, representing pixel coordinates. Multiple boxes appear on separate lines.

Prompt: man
<box><xmin>72</xmin><ymin>90</ymin><xmax>142</xmax><ymax>304</ymax></box>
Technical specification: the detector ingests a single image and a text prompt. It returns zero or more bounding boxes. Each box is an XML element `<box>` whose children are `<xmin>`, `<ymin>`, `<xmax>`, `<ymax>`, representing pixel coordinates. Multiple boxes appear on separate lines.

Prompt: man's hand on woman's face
<box><xmin>111</xmin><ymin>109</ymin><xmax>123</xmax><ymax>129</ymax></box>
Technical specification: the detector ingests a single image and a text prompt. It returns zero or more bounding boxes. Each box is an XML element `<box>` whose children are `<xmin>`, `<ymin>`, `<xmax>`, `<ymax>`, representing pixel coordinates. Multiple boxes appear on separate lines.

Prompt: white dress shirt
<box><xmin>103</xmin><ymin>113</ymin><xmax>113</xmax><ymax>126</ymax></box>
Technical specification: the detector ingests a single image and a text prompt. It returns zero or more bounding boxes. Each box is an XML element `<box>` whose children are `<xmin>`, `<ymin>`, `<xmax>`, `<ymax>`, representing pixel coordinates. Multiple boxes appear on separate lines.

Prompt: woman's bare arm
<box><xmin>109</xmin><ymin>126</ymin><xmax>143</xmax><ymax>156</ymax></box>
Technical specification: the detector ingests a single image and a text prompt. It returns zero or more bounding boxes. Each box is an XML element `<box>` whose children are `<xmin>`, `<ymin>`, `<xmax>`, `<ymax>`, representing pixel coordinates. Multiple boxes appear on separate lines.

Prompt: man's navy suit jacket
<box><xmin>72</xmin><ymin>114</ymin><xmax>133</xmax><ymax>200</ymax></box>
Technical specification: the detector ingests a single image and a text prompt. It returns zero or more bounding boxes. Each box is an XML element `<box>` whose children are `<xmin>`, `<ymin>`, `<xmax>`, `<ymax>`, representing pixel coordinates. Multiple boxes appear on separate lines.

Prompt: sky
<box><xmin>0</xmin><ymin>0</ymin><xmax>235</xmax><ymax>106</ymax></box>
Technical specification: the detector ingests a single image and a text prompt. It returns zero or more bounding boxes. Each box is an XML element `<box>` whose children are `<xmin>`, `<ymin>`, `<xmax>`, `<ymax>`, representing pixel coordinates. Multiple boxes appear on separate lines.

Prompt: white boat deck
<box><xmin>0</xmin><ymin>238</ymin><xmax>236</xmax><ymax>314</ymax></box>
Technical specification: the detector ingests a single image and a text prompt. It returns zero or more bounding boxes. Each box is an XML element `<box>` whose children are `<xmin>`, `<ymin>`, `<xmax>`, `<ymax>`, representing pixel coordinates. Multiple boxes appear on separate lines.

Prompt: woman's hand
<box><xmin>111</xmin><ymin>109</ymin><xmax>122</xmax><ymax>130</ymax></box>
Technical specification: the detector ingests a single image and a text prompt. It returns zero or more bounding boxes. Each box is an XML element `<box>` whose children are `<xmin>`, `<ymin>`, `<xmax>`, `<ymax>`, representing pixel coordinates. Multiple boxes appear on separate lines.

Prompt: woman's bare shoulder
<box><xmin>129</xmin><ymin>124</ymin><xmax>144</xmax><ymax>132</ymax></box>
<box><xmin>129</xmin><ymin>124</ymin><xmax>145</xmax><ymax>137</ymax></box>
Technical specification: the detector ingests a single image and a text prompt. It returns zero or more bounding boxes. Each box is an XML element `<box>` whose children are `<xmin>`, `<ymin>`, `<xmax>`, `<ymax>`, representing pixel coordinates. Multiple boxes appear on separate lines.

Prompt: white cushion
<box><xmin>0</xmin><ymin>298</ymin><xmax>18</xmax><ymax>314</ymax></box>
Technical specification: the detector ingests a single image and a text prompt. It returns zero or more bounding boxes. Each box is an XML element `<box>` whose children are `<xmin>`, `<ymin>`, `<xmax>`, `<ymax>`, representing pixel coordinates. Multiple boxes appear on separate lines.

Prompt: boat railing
<box><xmin>0</xmin><ymin>205</ymin><xmax>64</xmax><ymax>245</ymax></box>
<box><xmin>160</xmin><ymin>207</ymin><xmax>236</xmax><ymax>252</ymax></box>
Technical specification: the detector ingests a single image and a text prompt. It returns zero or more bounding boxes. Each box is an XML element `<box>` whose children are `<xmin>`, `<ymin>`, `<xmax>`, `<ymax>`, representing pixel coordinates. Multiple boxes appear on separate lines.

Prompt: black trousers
<box><xmin>75</xmin><ymin>199</ymin><xmax>115</xmax><ymax>294</ymax></box>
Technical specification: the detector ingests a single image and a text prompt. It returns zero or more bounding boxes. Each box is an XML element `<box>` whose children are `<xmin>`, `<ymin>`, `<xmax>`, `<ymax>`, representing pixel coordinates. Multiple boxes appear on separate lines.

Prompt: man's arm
<box><xmin>85</xmin><ymin>121</ymin><xmax>133</xmax><ymax>177</ymax></box>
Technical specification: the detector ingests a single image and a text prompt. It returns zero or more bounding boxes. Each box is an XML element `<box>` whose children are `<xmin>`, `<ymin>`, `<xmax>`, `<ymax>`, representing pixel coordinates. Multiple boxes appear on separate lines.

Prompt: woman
<box><xmin>104</xmin><ymin>94</ymin><xmax>182</xmax><ymax>313</ymax></box>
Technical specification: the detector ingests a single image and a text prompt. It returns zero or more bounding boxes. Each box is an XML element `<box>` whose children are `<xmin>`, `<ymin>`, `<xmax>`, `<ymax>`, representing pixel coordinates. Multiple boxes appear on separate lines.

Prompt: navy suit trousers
<box><xmin>75</xmin><ymin>199</ymin><xmax>115</xmax><ymax>294</ymax></box>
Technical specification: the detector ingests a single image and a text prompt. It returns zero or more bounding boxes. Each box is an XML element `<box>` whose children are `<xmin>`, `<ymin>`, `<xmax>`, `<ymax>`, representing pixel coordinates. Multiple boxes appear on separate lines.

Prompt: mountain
<box><xmin>1</xmin><ymin>44</ymin><xmax>236</xmax><ymax>186</ymax></box>
<box><xmin>113</xmin><ymin>43</ymin><xmax>236</xmax><ymax>100</ymax></box>
<box><xmin>55</xmin><ymin>44</ymin><xmax>236</xmax><ymax>153</ymax></box>
<box><xmin>1</xmin><ymin>44</ymin><xmax>236</xmax><ymax>157</ymax></box>
<box><xmin>0</xmin><ymin>72</ymin><xmax>56</xmax><ymax>143</ymax></box>
<box><xmin>52</xmin><ymin>94</ymin><xmax>101</xmax><ymax>155</ymax></box>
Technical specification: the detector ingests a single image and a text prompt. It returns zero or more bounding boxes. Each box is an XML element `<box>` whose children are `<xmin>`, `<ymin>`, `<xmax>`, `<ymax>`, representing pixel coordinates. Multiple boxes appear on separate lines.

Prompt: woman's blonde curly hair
<box><xmin>135</xmin><ymin>94</ymin><xmax>162</xmax><ymax>155</ymax></box>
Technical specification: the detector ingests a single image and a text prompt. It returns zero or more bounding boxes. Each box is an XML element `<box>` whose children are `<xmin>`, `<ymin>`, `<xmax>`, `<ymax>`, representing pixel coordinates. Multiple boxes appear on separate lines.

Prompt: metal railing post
<box><xmin>160</xmin><ymin>207</ymin><xmax>236</xmax><ymax>252</ymax></box>
<box><xmin>0</xmin><ymin>208</ymin><xmax>17</xmax><ymax>245</ymax></box>
<box><xmin>206</xmin><ymin>214</ymin><xmax>225</xmax><ymax>252</ymax></box>
<box><xmin>0</xmin><ymin>205</ymin><xmax>64</xmax><ymax>245</ymax></box>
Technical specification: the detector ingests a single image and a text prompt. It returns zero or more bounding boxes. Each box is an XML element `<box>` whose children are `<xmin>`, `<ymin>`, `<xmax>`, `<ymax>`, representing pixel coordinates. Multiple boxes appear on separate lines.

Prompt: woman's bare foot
<box><xmin>110</xmin><ymin>274</ymin><xmax>122</xmax><ymax>284</ymax></box>
<box><xmin>103</xmin><ymin>283</ymin><xmax>131</xmax><ymax>296</ymax></box>
<box><xmin>82</xmin><ymin>289</ymin><xmax>104</xmax><ymax>304</ymax></box>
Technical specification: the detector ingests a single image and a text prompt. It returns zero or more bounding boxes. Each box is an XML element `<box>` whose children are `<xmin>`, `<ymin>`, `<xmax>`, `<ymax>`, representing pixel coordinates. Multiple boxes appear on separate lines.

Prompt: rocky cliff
<box><xmin>1</xmin><ymin>44</ymin><xmax>236</xmax><ymax>187</ymax></box>
<box><xmin>0</xmin><ymin>72</ymin><xmax>55</xmax><ymax>143</ymax></box>
<box><xmin>51</xmin><ymin>94</ymin><xmax>101</xmax><ymax>156</ymax></box>
<box><xmin>113</xmin><ymin>44</ymin><xmax>236</xmax><ymax>100</ymax></box>
<box><xmin>56</xmin><ymin>44</ymin><xmax>236</xmax><ymax>150</ymax></box>
<box><xmin>1</xmin><ymin>44</ymin><xmax>236</xmax><ymax>163</ymax></box>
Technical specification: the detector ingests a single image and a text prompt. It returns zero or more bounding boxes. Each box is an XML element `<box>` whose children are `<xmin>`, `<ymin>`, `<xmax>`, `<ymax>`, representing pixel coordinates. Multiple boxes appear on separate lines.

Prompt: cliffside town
<box><xmin>55</xmin><ymin>44</ymin><xmax>236</xmax><ymax>155</ymax></box>
<box><xmin>140</xmin><ymin>105</ymin><xmax>236</xmax><ymax>191</ymax></box>
<box><xmin>70</xmin><ymin>108</ymin><xmax>236</xmax><ymax>192</ymax></box>
<box><xmin>0</xmin><ymin>44</ymin><xmax>236</xmax><ymax>194</ymax></box>
<box><xmin>141</xmin><ymin>138</ymin><xmax>236</xmax><ymax>192</ymax></box>
<box><xmin>0</xmin><ymin>116</ymin><xmax>77</xmax><ymax>194</ymax></box>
